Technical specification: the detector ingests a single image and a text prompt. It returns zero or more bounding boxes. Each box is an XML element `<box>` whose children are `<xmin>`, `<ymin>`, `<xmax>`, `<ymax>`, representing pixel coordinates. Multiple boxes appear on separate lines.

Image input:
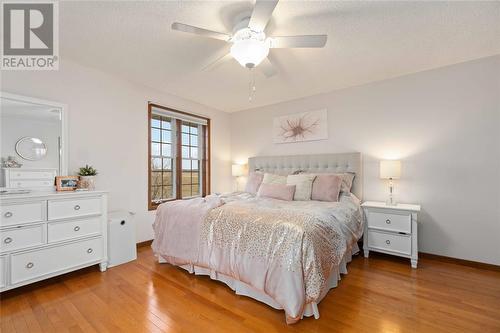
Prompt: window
<box><xmin>148</xmin><ymin>103</ymin><xmax>210</xmax><ymax>210</ymax></box>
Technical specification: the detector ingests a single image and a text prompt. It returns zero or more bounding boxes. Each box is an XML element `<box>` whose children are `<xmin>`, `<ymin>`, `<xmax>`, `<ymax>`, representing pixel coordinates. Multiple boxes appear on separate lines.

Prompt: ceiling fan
<box><xmin>171</xmin><ymin>0</ymin><xmax>327</xmax><ymax>78</ymax></box>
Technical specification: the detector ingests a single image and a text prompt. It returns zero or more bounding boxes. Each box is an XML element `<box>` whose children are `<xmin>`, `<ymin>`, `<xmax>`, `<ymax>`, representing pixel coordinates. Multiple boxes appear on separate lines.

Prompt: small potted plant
<box><xmin>78</xmin><ymin>165</ymin><xmax>98</xmax><ymax>190</ymax></box>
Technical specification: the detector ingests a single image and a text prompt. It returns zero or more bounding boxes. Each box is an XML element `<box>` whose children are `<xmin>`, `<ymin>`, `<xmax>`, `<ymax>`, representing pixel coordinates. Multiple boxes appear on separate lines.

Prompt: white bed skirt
<box><xmin>158</xmin><ymin>243</ymin><xmax>359</xmax><ymax>320</ymax></box>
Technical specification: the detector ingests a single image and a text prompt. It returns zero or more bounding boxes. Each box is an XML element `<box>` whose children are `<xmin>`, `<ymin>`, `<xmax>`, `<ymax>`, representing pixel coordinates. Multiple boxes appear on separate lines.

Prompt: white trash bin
<box><xmin>108</xmin><ymin>211</ymin><xmax>137</xmax><ymax>268</ymax></box>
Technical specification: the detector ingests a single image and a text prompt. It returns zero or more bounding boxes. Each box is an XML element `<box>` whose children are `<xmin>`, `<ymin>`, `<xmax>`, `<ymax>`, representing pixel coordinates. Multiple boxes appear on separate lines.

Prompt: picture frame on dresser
<box><xmin>56</xmin><ymin>176</ymin><xmax>79</xmax><ymax>191</ymax></box>
<box><xmin>362</xmin><ymin>201</ymin><xmax>421</xmax><ymax>268</ymax></box>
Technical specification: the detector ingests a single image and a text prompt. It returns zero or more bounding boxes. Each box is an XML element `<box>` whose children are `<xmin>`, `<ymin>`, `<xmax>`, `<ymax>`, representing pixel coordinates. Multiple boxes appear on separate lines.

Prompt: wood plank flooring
<box><xmin>1</xmin><ymin>246</ymin><xmax>499</xmax><ymax>333</ymax></box>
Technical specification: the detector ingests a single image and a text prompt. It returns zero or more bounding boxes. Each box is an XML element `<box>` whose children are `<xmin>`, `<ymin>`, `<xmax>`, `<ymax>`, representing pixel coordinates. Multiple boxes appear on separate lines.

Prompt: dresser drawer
<box><xmin>367</xmin><ymin>210</ymin><xmax>411</xmax><ymax>234</ymax></box>
<box><xmin>48</xmin><ymin>217</ymin><xmax>101</xmax><ymax>243</ymax></box>
<box><xmin>9</xmin><ymin>170</ymin><xmax>56</xmax><ymax>180</ymax></box>
<box><xmin>0</xmin><ymin>256</ymin><xmax>7</xmax><ymax>288</ymax></box>
<box><xmin>10</xmin><ymin>237</ymin><xmax>103</xmax><ymax>285</ymax></box>
<box><xmin>48</xmin><ymin>197</ymin><xmax>101</xmax><ymax>220</ymax></box>
<box><xmin>368</xmin><ymin>230</ymin><xmax>411</xmax><ymax>256</ymax></box>
<box><xmin>0</xmin><ymin>202</ymin><xmax>45</xmax><ymax>227</ymax></box>
<box><xmin>0</xmin><ymin>224</ymin><xmax>45</xmax><ymax>252</ymax></box>
<box><xmin>10</xmin><ymin>180</ymin><xmax>54</xmax><ymax>188</ymax></box>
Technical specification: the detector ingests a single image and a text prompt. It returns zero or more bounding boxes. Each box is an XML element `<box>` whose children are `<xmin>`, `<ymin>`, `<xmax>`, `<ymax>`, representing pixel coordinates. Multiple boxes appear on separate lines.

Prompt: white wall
<box><xmin>1</xmin><ymin>59</ymin><xmax>232</xmax><ymax>243</ymax></box>
<box><xmin>230</xmin><ymin>55</ymin><xmax>500</xmax><ymax>265</ymax></box>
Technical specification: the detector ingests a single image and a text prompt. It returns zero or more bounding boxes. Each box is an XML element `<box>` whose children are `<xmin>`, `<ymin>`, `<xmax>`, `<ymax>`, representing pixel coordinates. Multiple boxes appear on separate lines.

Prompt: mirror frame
<box><xmin>0</xmin><ymin>91</ymin><xmax>68</xmax><ymax>176</ymax></box>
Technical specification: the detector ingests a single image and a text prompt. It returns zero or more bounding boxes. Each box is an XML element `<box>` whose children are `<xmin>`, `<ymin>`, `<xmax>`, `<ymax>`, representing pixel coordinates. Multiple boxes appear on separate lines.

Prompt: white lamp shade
<box><xmin>380</xmin><ymin>160</ymin><xmax>401</xmax><ymax>179</ymax></box>
<box><xmin>232</xmin><ymin>164</ymin><xmax>245</xmax><ymax>177</ymax></box>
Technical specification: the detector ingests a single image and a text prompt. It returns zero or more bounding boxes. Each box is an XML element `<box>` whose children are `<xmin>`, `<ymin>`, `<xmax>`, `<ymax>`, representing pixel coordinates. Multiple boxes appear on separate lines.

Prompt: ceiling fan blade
<box><xmin>269</xmin><ymin>35</ymin><xmax>327</xmax><ymax>48</ymax></box>
<box><xmin>259</xmin><ymin>57</ymin><xmax>278</xmax><ymax>78</ymax></box>
<box><xmin>248</xmin><ymin>0</ymin><xmax>279</xmax><ymax>32</ymax></box>
<box><xmin>202</xmin><ymin>52</ymin><xmax>233</xmax><ymax>72</ymax></box>
<box><xmin>171</xmin><ymin>22</ymin><xmax>230</xmax><ymax>41</ymax></box>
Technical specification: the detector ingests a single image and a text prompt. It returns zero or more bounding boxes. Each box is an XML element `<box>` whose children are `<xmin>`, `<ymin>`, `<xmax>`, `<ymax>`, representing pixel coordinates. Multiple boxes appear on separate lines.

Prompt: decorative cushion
<box><xmin>286</xmin><ymin>174</ymin><xmax>316</xmax><ymax>201</ymax></box>
<box><xmin>262</xmin><ymin>173</ymin><xmax>287</xmax><ymax>185</ymax></box>
<box><xmin>338</xmin><ymin>172</ymin><xmax>355</xmax><ymax>193</ymax></box>
<box><xmin>245</xmin><ymin>172</ymin><xmax>264</xmax><ymax>194</ymax></box>
<box><xmin>311</xmin><ymin>174</ymin><xmax>342</xmax><ymax>202</ymax></box>
<box><xmin>257</xmin><ymin>183</ymin><xmax>296</xmax><ymax>201</ymax></box>
<box><xmin>295</xmin><ymin>171</ymin><xmax>355</xmax><ymax>194</ymax></box>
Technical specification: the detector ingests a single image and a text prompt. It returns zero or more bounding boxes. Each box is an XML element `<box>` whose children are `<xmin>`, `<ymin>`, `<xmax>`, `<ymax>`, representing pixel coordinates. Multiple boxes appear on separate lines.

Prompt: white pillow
<box><xmin>286</xmin><ymin>174</ymin><xmax>316</xmax><ymax>201</ymax></box>
<box><xmin>262</xmin><ymin>173</ymin><xmax>287</xmax><ymax>185</ymax></box>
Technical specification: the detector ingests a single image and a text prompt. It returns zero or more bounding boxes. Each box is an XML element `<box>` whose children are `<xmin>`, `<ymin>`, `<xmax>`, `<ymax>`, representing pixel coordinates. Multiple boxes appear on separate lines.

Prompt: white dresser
<box><xmin>0</xmin><ymin>191</ymin><xmax>108</xmax><ymax>291</ymax></box>
<box><xmin>362</xmin><ymin>201</ymin><xmax>421</xmax><ymax>268</ymax></box>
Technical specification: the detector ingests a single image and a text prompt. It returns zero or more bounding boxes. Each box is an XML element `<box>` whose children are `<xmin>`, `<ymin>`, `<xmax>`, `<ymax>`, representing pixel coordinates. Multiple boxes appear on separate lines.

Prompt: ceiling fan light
<box><xmin>230</xmin><ymin>38</ymin><xmax>269</xmax><ymax>69</ymax></box>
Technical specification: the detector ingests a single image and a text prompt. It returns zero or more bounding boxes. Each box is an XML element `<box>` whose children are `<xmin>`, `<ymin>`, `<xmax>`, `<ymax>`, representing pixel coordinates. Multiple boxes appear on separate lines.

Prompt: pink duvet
<box><xmin>152</xmin><ymin>193</ymin><xmax>363</xmax><ymax>324</ymax></box>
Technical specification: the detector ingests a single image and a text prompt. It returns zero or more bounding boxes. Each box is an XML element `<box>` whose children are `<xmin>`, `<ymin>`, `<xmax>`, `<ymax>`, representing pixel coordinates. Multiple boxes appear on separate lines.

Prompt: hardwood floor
<box><xmin>1</xmin><ymin>247</ymin><xmax>499</xmax><ymax>333</ymax></box>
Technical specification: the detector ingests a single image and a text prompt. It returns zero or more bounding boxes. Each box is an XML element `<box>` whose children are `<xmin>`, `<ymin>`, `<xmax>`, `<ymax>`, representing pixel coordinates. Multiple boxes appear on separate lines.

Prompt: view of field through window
<box><xmin>150</xmin><ymin>113</ymin><xmax>202</xmax><ymax>204</ymax></box>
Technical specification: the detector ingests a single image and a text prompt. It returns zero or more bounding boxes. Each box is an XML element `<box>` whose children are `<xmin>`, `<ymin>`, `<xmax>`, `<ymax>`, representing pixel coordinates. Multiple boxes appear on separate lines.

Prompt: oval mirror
<box><xmin>15</xmin><ymin>137</ymin><xmax>47</xmax><ymax>161</ymax></box>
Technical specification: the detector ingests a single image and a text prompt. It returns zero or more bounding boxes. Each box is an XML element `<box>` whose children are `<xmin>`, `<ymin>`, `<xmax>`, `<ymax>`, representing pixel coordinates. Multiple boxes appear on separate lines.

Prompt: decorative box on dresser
<box><xmin>361</xmin><ymin>201</ymin><xmax>421</xmax><ymax>268</ymax></box>
<box><xmin>0</xmin><ymin>191</ymin><xmax>108</xmax><ymax>291</ymax></box>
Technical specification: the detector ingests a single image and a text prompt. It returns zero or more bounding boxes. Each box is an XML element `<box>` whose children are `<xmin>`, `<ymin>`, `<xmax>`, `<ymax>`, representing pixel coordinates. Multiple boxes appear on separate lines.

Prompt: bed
<box><xmin>152</xmin><ymin>153</ymin><xmax>364</xmax><ymax>324</ymax></box>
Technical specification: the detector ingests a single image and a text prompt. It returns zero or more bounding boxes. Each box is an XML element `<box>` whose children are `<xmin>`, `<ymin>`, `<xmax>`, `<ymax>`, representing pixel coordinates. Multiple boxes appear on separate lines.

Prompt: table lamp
<box><xmin>380</xmin><ymin>160</ymin><xmax>401</xmax><ymax>206</ymax></box>
<box><xmin>232</xmin><ymin>164</ymin><xmax>245</xmax><ymax>191</ymax></box>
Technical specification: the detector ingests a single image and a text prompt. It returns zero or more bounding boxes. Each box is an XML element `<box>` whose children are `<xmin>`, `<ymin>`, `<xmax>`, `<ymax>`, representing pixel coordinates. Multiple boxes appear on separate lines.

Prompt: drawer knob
<box><xmin>386</xmin><ymin>240</ymin><xmax>391</xmax><ymax>245</ymax></box>
<box><xmin>87</xmin><ymin>248</ymin><xmax>93</xmax><ymax>254</ymax></box>
<box><xmin>4</xmin><ymin>237</ymin><xmax>13</xmax><ymax>244</ymax></box>
<box><xmin>74</xmin><ymin>226</ymin><xmax>81</xmax><ymax>232</ymax></box>
<box><xmin>386</xmin><ymin>219</ymin><xmax>391</xmax><ymax>224</ymax></box>
<box><xmin>26</xmin><ymin>262</ymin><xmax>34</xmax><ymax>269</ymax></box>
<box><xmin>4</xmin><ymin>212</ymin><xmax>13</xmax><ymax>218</ymax></box>
<box><xmin>74</xmin><ymin>205</ymin><xmax>81</xmax><ymax>211</ymax></box>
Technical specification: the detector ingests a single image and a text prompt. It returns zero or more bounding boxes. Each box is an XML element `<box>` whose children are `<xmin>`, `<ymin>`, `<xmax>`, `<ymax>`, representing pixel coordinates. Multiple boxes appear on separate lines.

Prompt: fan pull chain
<box><xmin>248</xmin><ymin>68</ymin><xmax>256</xmax><ymax>102</ymax></box>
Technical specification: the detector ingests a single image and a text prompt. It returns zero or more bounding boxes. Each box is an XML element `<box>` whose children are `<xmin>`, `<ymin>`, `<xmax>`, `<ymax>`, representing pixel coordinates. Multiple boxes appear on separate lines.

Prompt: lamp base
<box><xmin>386</xmin><ymin>179</ymin><xmax>397</xmax><ymax>206</ymax></box>
<box><xmin>386</xmin><ymin>198</ymin><xmax>398</xmax><ymax>206</ymax></box>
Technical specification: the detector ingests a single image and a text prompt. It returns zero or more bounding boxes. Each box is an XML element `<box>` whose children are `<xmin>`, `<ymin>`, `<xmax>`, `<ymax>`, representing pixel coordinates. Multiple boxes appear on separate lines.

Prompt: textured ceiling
<box><xmin>60</xmin><ymin>1</ymin><xmax>500</xmax><ymax>112</ymax></box>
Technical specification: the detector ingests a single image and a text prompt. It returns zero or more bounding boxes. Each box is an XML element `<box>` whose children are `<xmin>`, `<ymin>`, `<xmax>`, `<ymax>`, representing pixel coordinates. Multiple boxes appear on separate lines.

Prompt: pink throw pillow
<box><xmin>245</xmin><ymin>172</ymin><xmax>264</xmax><ymax>194</ymax></box>
<box><xmin>257</xmin><ymin>183</ymin><xmax>296</xmax><ymax>201</ymax></box>
<box><xmin>311</xmin><ymin>174</ymin><xmax>342</xmax><ymax>202</ymax></box>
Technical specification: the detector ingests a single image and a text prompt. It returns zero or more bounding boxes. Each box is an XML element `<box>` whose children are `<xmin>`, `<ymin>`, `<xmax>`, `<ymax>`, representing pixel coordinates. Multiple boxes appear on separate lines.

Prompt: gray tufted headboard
<box><xmin>248</xmin><ymin>152</ymin><xmax>363</xmax><ymax>200</ymax></box>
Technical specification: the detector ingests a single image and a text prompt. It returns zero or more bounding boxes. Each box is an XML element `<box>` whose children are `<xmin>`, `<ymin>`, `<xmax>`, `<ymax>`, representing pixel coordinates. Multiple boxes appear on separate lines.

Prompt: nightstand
<box><xmin>361</xmin><ymin>201</ymin><xmax>421</xmax><ymax>268</ymax></box>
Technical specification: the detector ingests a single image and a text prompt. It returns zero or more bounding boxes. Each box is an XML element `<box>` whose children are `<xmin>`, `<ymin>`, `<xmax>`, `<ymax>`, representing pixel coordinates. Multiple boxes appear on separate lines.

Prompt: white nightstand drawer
<box><xmin>48</xmin><ymin>217</ymin><xmax>101</xmax><ymax>243</ymax></box>
<box><xmin>0</xmin><ymin>224</ymin><xmax>45</xmax><ymax>252</ymax></box>
<box><xmin>368</xmin><ymin>211</ymin><xmax>411</xmax><ymax>234</ymax></box>
<box><xmin>367</xmin><ymin>230</ymin><xmax>411</xmax><ymax>256</ymax></box>
<box><xmin>48</xmin><ymin>197</ymin><xmax>101</xmax><ymax>220</ymax></box>
<box><xmin>0</xmin><ymin>202</ymin><xmax>45</xmax><ymax>227</ymax></box>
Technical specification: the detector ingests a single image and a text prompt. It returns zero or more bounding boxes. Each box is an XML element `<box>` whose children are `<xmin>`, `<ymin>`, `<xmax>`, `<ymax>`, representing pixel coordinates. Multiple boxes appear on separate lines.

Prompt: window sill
<box><xmin>148</xmin><ymin>195</ymin><xmax>204</xmax><ymax>211</ymax></box>
<box><xmin>148</xmin><ymin>198</ymin><xmax>177</xmax><ymax>211</ymax></box>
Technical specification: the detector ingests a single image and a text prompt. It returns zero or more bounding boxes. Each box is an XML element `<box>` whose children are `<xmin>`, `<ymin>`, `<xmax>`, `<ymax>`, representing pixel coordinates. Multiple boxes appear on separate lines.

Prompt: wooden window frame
<box><xmin>148</xmin><ymin>103</ymin><xmax>211</xmax><ymax>210</ymax></box>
